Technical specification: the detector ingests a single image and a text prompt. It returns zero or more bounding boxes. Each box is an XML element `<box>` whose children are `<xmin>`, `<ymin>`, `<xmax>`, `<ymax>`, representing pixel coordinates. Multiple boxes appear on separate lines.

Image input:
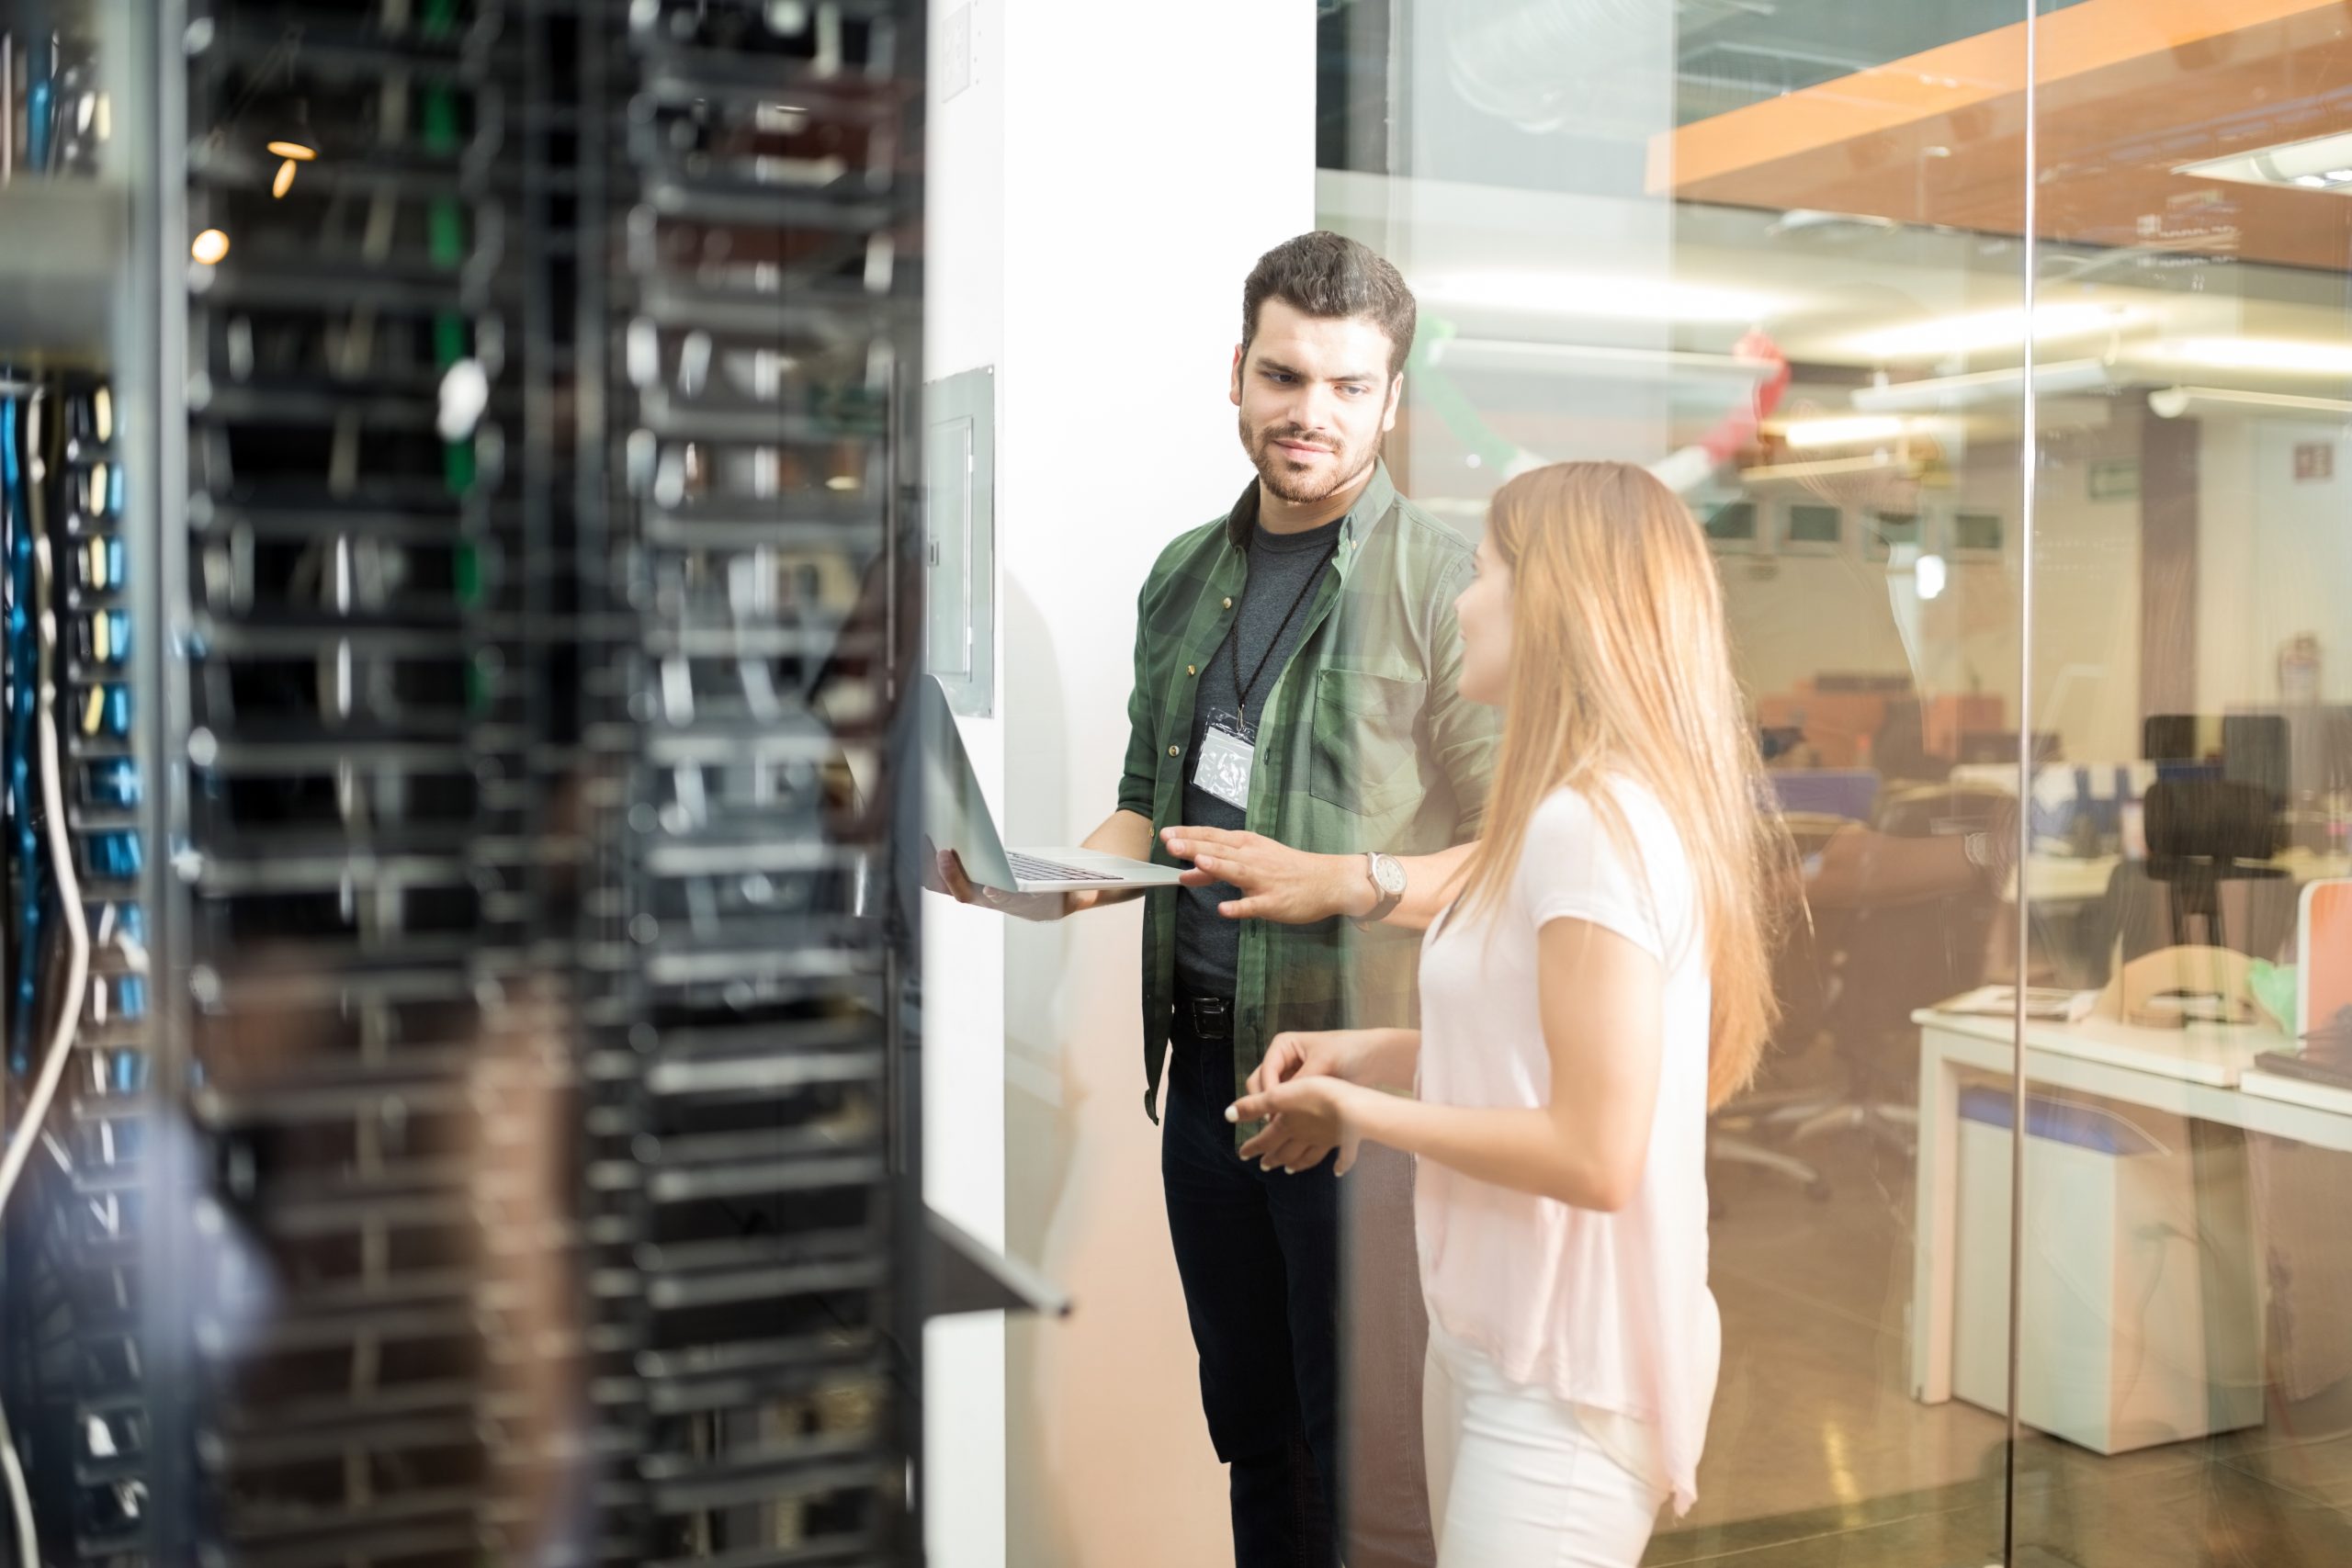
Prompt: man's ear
<box><xmin>1383</xmin><ymin>372</ymin><xmax>1405</xmax><ymax>434</ymax></box>
<box><xmin>1230</xmin><ymin>344</ymin><xmax>1246</xmax><ymax>408</ymax></box>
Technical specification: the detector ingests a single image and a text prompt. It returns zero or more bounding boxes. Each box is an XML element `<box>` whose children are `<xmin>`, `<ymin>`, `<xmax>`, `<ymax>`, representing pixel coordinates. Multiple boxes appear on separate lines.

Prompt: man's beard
<box><xmin>1241</xmin><ymin>416</ymin><xmax>1370</xmax><ymax>505</ymax></box>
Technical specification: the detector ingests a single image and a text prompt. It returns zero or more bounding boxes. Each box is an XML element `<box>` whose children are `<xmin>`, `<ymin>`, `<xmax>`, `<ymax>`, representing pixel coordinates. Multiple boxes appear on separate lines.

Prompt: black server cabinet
<box><xmin>0</xmin><ymin>1</ymin><xmax>928</xmax><ymax>1562</ymax></box>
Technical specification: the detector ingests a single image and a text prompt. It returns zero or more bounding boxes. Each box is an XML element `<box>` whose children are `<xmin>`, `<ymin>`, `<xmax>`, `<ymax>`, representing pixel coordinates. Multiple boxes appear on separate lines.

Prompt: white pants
<box><xmin>1421</xmin><ymin>1325</ymin><xmax>1668</xmax><ymax>1568</ymax></box>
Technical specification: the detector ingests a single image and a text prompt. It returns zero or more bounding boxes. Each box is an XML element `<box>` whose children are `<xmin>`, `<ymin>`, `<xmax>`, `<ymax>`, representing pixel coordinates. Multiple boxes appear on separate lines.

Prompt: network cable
<box><xmin>5</xmin><ymin>389</ymin><xmax>45</xmax><ymax>1071</ymax></box>
<box><xmin>0</xmin><ymin>534</ymin><xmax>96</xmax><ymax>1568</ymax></box>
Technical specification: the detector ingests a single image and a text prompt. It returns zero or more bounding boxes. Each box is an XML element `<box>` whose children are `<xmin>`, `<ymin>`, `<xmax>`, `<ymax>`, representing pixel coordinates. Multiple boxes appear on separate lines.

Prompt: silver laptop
<box><xmin>921</xmin><ymin>675</ymin><xmax>1183</xmax><ymax>895</ymax></box>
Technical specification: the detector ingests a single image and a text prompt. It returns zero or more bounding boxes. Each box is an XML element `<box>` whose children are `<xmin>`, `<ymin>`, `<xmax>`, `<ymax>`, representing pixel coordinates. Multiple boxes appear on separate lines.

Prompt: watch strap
<box><xmin>1360</xmin><ymin>852</ymin><xmax>1404</xmax><ymax>924</ymax></box>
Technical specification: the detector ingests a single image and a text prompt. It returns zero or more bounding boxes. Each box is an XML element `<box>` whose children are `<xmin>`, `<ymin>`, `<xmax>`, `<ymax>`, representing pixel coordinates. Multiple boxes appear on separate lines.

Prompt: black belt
<box><xmin>1176</xmin><ymin>989</ymin><xmax>1235</xmax><ymax>1043</ymax></box>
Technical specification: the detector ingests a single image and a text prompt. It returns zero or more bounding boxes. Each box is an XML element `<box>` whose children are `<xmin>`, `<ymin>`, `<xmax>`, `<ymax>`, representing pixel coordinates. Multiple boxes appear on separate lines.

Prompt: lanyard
<box><xmin>1224</xmin><ymin>540</ymin><xmax>1339</xmax><ymax>726</ymax></box>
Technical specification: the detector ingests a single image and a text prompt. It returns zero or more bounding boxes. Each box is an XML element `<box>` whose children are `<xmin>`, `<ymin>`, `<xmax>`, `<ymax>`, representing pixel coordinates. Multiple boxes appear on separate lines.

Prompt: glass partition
<box><xmin>1320</xmin><ymin>3</ymin><xmax>2032</xmax><ymax>1562</ymax></box>
<box><xmin>2016</xmin><ymin>4</ymin><xmax>2352</xmax><ymax>1562</ymax></box>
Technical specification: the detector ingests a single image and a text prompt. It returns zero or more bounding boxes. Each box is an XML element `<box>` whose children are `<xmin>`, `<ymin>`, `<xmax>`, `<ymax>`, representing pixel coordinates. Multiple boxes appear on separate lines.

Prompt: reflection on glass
<box><xmin>2017</xmin><ymin>2</ymin><xmax>2352</xmax><ymax>1562</ymax></box>
<box><xmin>1322</xmin><ymin>2</ymin><xmax>2030</xmax><ymax>1562</ymax></box>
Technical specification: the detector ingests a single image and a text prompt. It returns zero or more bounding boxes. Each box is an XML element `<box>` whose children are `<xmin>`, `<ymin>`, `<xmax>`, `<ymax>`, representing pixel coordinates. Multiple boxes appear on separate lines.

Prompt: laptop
<box><xmin>920</xmin><ymin>675</ymin><xmax>1183</xmax><ymax>895</ymax></box>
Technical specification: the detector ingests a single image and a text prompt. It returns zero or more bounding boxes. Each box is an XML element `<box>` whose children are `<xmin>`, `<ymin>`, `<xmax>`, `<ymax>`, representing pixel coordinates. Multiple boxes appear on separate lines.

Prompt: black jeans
<box><xmin>1161</xmin><ymin>991</ymin><xmax>1342</xmax><ymax>1568</ymax></box>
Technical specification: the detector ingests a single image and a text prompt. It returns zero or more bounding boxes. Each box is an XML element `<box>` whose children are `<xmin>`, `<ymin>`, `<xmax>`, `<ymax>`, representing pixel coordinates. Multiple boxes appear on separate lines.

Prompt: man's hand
<box><xmin>1227</xmin><ymin>1076</ymin><xmax>1369</xmax><ymax>1176</ymax></box>
<box><xmin>926</xmin><ymin>841</ymin><xmax>1097</xmax><ymax>922</ymax></box>
<box><xmin>1160</xmin><ymin>826</ymin><xmax>1373</xmax><ymax>923</ymax></box>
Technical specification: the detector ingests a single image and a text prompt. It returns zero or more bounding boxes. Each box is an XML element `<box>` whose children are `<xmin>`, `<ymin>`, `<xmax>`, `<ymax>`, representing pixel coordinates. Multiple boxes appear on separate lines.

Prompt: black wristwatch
<box><xmin>1357</xmin><ymin>852</ymin><xmax>1407</xmax><ymax>928</ymax></box>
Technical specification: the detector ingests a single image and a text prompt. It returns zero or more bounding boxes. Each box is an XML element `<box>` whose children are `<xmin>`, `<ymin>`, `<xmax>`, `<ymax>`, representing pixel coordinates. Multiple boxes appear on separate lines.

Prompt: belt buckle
<box><xmin>1189</xmin><ymin>995</ymin><xmax>1232</xmax><ymax>1040</ymax></box>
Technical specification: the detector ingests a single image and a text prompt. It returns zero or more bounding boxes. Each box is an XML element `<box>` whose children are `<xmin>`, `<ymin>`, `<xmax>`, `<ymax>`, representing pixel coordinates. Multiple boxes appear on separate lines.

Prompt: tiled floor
<box><xmin>1650</xmin><ymin>1132</ymin><xmax>2352</xmax><ymax>1566</ymax></box>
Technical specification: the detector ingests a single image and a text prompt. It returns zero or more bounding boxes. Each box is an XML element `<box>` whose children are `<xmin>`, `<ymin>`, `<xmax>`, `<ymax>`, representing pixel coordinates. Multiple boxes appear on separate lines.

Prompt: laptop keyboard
<box><xmin>1007</xmin><ymin>852</ymin><xmax>1097</xmax><ymax>883</ymax></box>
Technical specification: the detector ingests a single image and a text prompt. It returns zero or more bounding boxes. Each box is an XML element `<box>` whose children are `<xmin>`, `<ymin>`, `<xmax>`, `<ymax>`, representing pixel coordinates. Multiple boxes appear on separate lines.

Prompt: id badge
<box><xmin>1194</xmin><ymin>720</ymin><xmax>1256</xmax><ymax>810</ymax></box>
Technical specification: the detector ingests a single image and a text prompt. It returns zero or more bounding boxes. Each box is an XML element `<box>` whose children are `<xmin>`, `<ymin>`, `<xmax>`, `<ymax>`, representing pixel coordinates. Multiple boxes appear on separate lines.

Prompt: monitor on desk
<box><xmin>2107</xmin><ymin>778</ymin><xmax>2297</xmax><ymax>970</ymax></box>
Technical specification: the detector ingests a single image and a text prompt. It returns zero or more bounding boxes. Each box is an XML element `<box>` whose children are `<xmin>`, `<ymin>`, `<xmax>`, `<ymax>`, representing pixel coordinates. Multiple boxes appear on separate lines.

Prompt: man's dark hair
<box><xmin>1239</xmin><ymin>231</ymin><xmax>1417</xmax><ymax>378</ymax></box>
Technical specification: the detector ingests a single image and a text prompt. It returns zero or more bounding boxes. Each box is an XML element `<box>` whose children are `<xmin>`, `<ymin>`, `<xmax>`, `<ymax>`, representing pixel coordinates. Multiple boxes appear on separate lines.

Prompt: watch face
<box><xmin>1374</xmin><ymin>855</ymin><xmax>1408</xmax><ymax>896</ymax></box>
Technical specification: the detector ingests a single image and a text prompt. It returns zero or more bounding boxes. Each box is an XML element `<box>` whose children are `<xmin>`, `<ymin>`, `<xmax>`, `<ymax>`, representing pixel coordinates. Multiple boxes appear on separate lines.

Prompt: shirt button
<box><xmin>1169</xmin><ymin>744</ymin><xmax>1181</xmax><ymax>757</ymax></box>
<box><xmin>1222</xmin><ymin>597</ymin><xmax>1233</xmax><ymax>610</ymax></box>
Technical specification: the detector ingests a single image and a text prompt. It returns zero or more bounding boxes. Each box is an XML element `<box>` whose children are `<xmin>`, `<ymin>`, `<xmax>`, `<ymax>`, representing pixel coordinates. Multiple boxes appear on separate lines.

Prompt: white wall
<box><xmin>922</xmin><ymin>0</ymin><xmax>1006</xmax><ymax>1561</ymax></box>
<box><xmin>993</xmin><ymin>5</ymin><xmax>1315</xmax><ymax>1566</ymax></box>
<box><xmin>920</xmin><ymin>5</ymin><xmax>1317</xmax><ymax>1566</ymax></box>
<box><xmin>2197</xmin><ymin>412</ymin><xmax>2352</xmax><ymax>714</ymax></box>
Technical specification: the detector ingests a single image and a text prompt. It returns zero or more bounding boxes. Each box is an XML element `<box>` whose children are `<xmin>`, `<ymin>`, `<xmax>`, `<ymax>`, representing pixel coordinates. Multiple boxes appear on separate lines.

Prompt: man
<box><xmin>938</xmin><ymin>231</ymin><xmax>1495</xmax><ymax>1568</ymax></box>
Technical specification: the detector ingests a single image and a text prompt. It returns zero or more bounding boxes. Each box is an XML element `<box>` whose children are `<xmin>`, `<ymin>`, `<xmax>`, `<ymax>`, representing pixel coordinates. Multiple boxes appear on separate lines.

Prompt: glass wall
<box><xmin>2016</xmin><ymin>5</ymin><xmax>2352</xmax><ymax>1562</ymax></box>
<box><xmin>1313</xmin><ymin>0</ymin><xmax>2352</xmax><ymax>1563</ymax></box>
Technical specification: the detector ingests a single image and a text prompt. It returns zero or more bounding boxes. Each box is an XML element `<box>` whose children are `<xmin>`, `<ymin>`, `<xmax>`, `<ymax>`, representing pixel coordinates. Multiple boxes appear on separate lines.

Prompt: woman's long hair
<box><xmin>1452</xmin><ymin>461</ymin><xmax>1789</xmax><ymax>1109</ymax></box>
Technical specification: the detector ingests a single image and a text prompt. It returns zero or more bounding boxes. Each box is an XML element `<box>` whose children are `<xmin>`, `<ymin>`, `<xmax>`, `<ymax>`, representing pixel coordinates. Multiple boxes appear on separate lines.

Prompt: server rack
<box><xmin>0</xmin><ymin>1</ymin><xmax>930</xmax><ymax>1562</ymax></box>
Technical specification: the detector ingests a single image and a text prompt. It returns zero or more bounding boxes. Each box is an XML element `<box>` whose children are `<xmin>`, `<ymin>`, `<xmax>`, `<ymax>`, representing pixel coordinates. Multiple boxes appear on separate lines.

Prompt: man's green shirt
<box><xmin>1119</xmin><ymin>461</ymin><xmax>1498</xmax><ymax>1122</ymax></box>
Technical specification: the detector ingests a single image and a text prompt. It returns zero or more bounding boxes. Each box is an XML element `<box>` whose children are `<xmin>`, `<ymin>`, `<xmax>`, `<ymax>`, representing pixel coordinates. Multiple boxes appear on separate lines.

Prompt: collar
<box><xmin>1224</xmin><ymin>458</ymin><xmax>1398</xmax><ymax>581</ymax></box>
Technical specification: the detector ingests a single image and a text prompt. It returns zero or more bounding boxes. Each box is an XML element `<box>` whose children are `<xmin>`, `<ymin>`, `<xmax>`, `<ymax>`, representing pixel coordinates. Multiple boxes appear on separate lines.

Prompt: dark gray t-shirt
<box><xmin>1174</xmin><ymin>514</ymin><xmax>1343</xmax><ymax>997</ymax></box>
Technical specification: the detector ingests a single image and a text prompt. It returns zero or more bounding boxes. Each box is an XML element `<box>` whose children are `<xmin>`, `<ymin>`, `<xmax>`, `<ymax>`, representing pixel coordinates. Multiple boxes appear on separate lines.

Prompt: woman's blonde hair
<box><xmin>1451</xmin><ymin>461</ymin><xmax>1790</xmax><ymax>1109</ymax></box>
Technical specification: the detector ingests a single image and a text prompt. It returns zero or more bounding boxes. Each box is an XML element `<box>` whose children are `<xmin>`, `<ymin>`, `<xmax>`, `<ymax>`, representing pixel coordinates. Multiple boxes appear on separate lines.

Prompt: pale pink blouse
<box><xmin>1415</xmin><ymin>781</ymin><xmax>1721</xmax><ymax>1515</ymax></box>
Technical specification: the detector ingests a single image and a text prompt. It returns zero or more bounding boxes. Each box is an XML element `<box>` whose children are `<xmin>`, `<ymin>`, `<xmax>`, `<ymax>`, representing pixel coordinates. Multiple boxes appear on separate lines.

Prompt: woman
<box><xmin>1227</xmin><ymin>460</ymin><xmax>1787</xmax><ymax>1565</ymax></box>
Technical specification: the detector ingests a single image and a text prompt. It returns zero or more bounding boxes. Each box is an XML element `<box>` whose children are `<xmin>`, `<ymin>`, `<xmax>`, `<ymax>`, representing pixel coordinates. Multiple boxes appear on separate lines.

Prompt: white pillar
<box><xmin>923</xmin><ymin>4</ymin><xmax>1317</xmax><ymax>1565</ymax></box>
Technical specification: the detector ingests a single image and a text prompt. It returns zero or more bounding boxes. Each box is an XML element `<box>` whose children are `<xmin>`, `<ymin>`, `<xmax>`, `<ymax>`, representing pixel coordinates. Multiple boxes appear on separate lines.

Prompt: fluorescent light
<box><xmin>1427</xmin><ymin>338</ymin><xmax>1776</xmax><ymax>385</ymax></box>
<box><xmin>2149</xmin><ymin>337</ymin><xmax>2352</xmax><ymax>377</ymax></box>
<box><xmin>2177</xmin><ymin>130</ymin><xmax>2352</xmax><ymax>192</ymax></box>
<box><xmin>1774</xmin><ymin>414</ymin><xmax>1915</xmax><ymax>449</ymax></box>
<box><xmin>1850</xmin><ymin>358</ymin><xmax>2120</xmax><ymax>412</ymax></box>
<box><xmin>1846</xmin><ymin>303</ymin><xmax>2135</xmax><ymax>360</ymax></box>
<box><xmin>1418</xmin><ymin>270</ymin><xmax>1782</xmax><ymax>324</ymax></box>
<box><xmin>2149</xmin><ymin>385</ymin><xmax>2352</xmax><ymax>420</ymax></box>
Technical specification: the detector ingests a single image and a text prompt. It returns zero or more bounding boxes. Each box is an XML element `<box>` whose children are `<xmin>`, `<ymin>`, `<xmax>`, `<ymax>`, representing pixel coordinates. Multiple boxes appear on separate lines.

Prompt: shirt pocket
<box><xmin>1307</xmin><ymin>668</ymin><xmax>1425</xmax><ymax>818</ymax></box>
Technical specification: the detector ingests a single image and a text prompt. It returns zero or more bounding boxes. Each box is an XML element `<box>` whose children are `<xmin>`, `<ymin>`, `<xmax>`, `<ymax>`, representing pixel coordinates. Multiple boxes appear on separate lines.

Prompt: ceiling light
<box><xmin>190</xmin><ymin>229</ymin><xmax>231</xmax><ymax>265</ymax></box>
<box><xmin>1425</xmin><ymin>337</ymin><xmax>1776</xmax><ymax>386</ymax></box>
<box><xmin>266</xmin><ymin>139</ymin><xmax>316</xmax><ymax>162</ymax></box>
<box><xmin>2177</xmin><ymin>130</ymin><xmax>2352</xmax><ymax>192</ymax></box>
<box><xmin>1774</xmin><ymin>414</ymin><xmax>1914</xmax><ymax>449</ymax></box>
<box><xmin>272</xmin><ymin>158</ymin><xmax>298</xmax><ymax>197</ymax></box>
<box><xmin>2150</xmin><ymin>337</ymin><xmax>2352</xmax><ymax>376</ymax></box>
<box><xmin>2149</xmin><ymin>385</ymin><xmax>2352</xmax><ymax>420</ymax></box>
<box><xmin>1850</xmin><ymin>358</ymin><xmax>2120</xmax><ymax>412</ymax></box>
<box><xmin>1846</xmin><ymin>303</ymin><xmax>2135</xmax><ymax>360</ymax></box>
<box><xmin>1417</xmin><ymin>270</ymin><xmax>1783</xmax><ymax>325</ymax></box>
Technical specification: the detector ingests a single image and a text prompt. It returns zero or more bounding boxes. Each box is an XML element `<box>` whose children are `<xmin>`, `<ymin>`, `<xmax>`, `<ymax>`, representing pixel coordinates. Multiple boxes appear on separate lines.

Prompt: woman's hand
<box><xmin>1248</xmin><ymin>1029</ymin><xmax>1364</xmax><ymax>1095</ymax></box>
<box><xmin>1227</xmin><ymin>1077</ymin><xmax>1369</xmax><ymax>1176</ymax></box>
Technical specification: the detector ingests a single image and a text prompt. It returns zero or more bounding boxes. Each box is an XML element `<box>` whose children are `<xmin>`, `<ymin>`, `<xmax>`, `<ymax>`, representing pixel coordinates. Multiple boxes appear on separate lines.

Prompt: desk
<box><xmin>1909</xmin><ymin>1009</ymin><xmax>2352</xmax><ymax>1404</ymax></box>
<box><xmin>2007</xmin><ymin>851</ymin><xmax>2352</xmax><ymax>907</ymax></box>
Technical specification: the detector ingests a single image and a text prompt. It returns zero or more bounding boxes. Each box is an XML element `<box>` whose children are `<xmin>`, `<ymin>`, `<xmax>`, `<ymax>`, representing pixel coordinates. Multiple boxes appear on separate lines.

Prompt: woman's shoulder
<box><xmin>1529</xmin><ymin>775</ymin><xmax>1681</xmax><ymax>855</ymax></box>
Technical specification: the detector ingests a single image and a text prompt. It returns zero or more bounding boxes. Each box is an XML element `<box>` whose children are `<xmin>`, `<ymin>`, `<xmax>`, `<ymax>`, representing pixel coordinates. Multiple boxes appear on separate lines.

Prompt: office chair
<box><xmin>2089</xmin><ymin>778</ymin><xmax>2297</xmax><ymax>984</ymax></box>
<box><xmin>1708</xmin><ymin>814</ymin><xmax>1847</xmax><ymax>1205</ymax></box>
<box><xmin>1781</xmin><ymin>784</ymin><xmax>2011</xmax><ymax>1156</ymax></box>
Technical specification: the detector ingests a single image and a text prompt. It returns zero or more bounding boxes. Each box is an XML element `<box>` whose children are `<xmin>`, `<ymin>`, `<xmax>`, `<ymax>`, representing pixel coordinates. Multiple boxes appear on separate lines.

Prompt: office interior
<box><xmin>3</xmin><ymin>1</ymin><xmax>2351</xmax><ymax>1567</ymax></box>
<box><xmin>931</xmin><ymin>3</ymin><xmax>2352</xmax><ymax>1567</ymax></box>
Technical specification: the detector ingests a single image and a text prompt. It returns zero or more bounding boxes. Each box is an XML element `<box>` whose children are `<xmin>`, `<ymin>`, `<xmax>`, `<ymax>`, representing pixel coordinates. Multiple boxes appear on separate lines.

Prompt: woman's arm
<box><xmin>1234</xmin><ymin>918</ymin><xmax>1666</xmax><ymax>1209</ymax></box>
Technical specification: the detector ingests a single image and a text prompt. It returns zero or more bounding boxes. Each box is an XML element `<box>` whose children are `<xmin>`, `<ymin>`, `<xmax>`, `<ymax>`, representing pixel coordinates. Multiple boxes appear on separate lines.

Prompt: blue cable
<box><xmin>3</xmin><ymin>395</ymin><xmax>42</xmax><ymax>1072</ymax></box>
<box><xmin>25</xmin><ymin>44</ymin><xmax>52</xmax><ymax>175</ymax></box>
